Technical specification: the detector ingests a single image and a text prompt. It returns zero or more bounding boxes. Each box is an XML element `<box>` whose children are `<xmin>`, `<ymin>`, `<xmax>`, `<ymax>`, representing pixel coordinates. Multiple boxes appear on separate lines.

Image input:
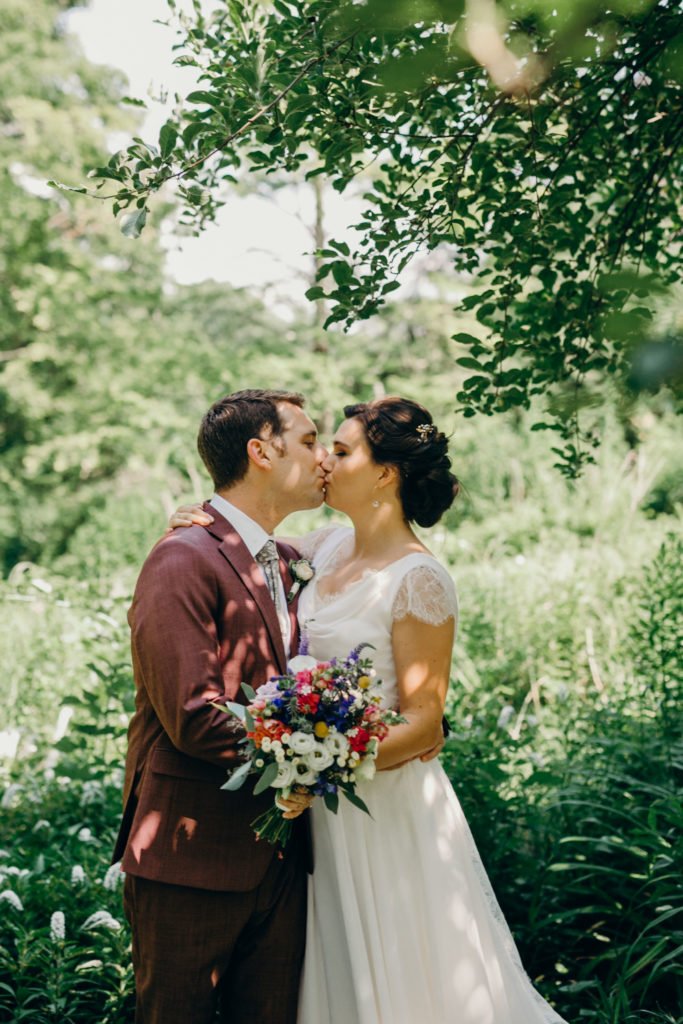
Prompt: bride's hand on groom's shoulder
<box><xmin>167</xmin><ymin>503</ymin><xmax>214</xmax><ymax>532</ymax></box>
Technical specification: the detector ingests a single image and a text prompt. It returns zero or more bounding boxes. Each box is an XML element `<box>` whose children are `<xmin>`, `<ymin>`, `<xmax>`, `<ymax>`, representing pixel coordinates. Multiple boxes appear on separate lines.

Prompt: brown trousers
<box><xmin>123</xmin><ymin>847</ymin><xmax>307</xmax><ymax>1024</ymax></box>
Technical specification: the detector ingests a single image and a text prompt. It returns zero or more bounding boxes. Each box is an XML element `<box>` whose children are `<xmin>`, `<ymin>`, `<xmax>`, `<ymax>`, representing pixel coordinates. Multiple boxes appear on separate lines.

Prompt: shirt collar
<box><xmin>210</xmin><ymin>494</ymin><xmax>271</xmax><ymax>559</ymax></box>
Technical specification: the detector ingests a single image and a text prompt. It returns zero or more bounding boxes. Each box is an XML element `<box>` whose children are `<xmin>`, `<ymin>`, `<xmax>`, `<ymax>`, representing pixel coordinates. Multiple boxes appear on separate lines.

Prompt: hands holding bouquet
<box><xmin>214</xmin><ymin>643</ymin><xmax>403</xmax><ymax>847</ymax></box>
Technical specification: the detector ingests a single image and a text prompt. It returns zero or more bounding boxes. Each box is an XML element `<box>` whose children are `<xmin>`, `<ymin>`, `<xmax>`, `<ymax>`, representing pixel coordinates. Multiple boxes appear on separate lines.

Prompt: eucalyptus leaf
<box><xmin>253</xmin><ymin>761</ymin><xmax>279</xmax><ymax>795</ymax></box>
<box><xmin>221</xmin><ymin>759</ymin><xmax>253</xmax><ymax>790</ymax></box>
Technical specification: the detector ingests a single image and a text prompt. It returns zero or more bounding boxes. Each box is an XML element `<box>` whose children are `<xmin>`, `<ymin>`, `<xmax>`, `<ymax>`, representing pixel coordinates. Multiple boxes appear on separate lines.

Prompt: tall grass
<box><xmin>0</xmin><ymin>413</ymin><xmax>681</xmax><ymax>1022</ymax></box>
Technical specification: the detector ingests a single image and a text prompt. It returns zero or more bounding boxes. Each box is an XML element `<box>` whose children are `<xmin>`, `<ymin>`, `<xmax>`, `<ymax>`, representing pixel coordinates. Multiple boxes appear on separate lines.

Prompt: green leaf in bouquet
<box><xmin>342</xmin><ymin>788</ymin><xmax>372</xmax><ymax>816</ymax></box>
<box><xmin>241</xmin><ymin>682</ymin><xmax>257</xmax><ymax>701</ymax></box>
<box><xmin>244</xmin><ymin>707</ymin><xmax>255</xmax><ymax>732</ymax></box>
<box><xmin>212</xmin><ymin>700</ymin><xmax>247</xmax><ymax>721</ymax></box>
<box><xmin>253</xmin><ymin>761</ymin><xmax>279</xmax><ymax>795</ymax></box>
<box><xmin>221</xmin><ymin>759</ymin><xmax>253</xmax><ymax>791</ymax></box>
<box><xmin>323</xmin><ymin>790</ymin><xmax>339</xmax><ymax>814</ymax></box>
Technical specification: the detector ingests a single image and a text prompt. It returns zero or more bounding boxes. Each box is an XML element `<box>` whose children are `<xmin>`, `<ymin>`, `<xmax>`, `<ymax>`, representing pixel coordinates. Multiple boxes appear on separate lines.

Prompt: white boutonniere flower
<box><xmin>287</xmin><ymin>558</ymin><xmax>315</xmax><ymax>604</ymax></box>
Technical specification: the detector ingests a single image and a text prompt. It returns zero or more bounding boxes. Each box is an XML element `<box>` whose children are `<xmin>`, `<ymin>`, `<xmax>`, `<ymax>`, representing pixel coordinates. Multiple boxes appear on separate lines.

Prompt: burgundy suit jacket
<box><xmin>113</xmin><ymin>504</ymin><xmax>303</xmax><ymax>891</ymax></box>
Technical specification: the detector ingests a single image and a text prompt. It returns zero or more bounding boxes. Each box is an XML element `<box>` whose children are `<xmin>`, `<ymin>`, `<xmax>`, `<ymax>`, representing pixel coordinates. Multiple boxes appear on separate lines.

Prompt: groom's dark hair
<box><xmin>198</xmin><ymin>388</ymin><xmax>305</xmax><ymax>490</ymax></box>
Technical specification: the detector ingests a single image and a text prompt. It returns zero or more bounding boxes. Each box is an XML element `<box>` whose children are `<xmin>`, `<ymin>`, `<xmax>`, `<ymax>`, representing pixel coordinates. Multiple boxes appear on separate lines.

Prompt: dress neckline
<box><xmin>313</xmin><ymin>533</ymin><xmax>440</xmax><ymax>607</ymax></box>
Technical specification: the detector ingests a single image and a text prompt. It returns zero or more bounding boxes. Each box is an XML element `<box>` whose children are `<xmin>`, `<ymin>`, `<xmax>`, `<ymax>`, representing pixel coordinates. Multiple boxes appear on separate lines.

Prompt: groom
<box><xmin>113</xmin><ymin>389</ymin><xmax>327</xmax><ymax>1024</ymax></box>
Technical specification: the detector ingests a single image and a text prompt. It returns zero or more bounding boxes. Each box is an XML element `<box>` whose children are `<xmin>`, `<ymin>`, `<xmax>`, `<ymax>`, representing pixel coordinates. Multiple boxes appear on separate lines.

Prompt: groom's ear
<box><xmin>246</xmin><ymin>437</ymin><xmax>272</xmax><ymax>471</ymax></box>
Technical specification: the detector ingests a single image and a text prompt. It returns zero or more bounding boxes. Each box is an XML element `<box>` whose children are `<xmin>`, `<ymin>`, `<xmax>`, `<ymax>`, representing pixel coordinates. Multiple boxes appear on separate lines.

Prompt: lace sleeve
<box><xmin>290</xmin><ymin>526</ymin><xmax>343</xmax><ymax>562</ymax></box>
<box><xmin>392</xmin><ymin>564</ymin><xmax>458</xmax><ymax>627</ymax></box>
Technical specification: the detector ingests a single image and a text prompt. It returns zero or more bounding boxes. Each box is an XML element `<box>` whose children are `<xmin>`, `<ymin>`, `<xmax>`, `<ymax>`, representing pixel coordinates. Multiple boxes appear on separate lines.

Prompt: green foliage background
<box><xmin>1</xmin><ymin>2</ymin><xmax>681</xmax><ymax>1023</ymax></box>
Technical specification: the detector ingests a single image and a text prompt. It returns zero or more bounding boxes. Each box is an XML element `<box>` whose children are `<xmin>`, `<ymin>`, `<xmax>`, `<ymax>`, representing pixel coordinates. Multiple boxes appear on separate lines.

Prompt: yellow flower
<box><xmin>358</xmin><ymin>675</ymin><xmax>371</xmax><ymax>689</ymax></box>
<box><xmin>314</xmin><ymin>722</ymin><xmax>329</xmax><ymax>738</ymax></box>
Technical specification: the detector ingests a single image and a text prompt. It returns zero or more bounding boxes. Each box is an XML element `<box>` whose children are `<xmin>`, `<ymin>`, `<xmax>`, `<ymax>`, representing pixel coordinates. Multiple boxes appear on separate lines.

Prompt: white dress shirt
<box><xmin>210</xmin><ymin>494</ymin><xmax>291</xmax><ymax>656</ymax></box>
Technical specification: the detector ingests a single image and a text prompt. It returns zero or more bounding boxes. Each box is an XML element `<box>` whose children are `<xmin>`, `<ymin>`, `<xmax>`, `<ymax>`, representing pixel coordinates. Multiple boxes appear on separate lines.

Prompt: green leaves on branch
<box><xmin>93</xmin><ymin>0</ymin><xmax>683</xmax><ymax>474</ymax></box>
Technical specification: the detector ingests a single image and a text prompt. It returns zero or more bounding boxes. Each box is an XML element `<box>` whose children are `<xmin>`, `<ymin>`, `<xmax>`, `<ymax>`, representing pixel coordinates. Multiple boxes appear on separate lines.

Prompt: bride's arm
<box><xmin>165</xmin><ymin>506</ymin><xmax>340</xmax><ymax>562</ymax></box>
<box><xmin>374</xmin><ymin>615</ymin><xmax>454</xmax><ymax>771</ymax></box>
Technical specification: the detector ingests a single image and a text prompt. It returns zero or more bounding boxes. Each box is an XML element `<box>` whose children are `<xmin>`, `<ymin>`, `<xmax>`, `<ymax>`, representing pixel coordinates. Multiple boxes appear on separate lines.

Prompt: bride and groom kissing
<box><xmin>114</xmin><ymin>388</ymin><xmax>568</xmax><ymax>1024</ymax></box>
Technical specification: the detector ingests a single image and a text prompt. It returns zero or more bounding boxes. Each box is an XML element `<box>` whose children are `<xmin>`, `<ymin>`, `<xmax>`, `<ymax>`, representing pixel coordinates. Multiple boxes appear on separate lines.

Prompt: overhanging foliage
<box><xmin>81</xmin><ymin>0</ymin><xmax>683</xmax><ymax>474</ymax></box>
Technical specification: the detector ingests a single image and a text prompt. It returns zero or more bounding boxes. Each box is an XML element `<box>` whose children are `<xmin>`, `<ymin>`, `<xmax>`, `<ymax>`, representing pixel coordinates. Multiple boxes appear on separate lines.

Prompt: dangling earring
<box><xmin>372</xmin><ymin>499</ymin><xmax>380</xmax><ymax>508</ymax></box>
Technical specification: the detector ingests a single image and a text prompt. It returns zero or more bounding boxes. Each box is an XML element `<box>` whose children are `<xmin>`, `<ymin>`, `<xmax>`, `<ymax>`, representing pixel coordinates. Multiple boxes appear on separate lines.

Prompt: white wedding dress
<box><xmin>295</xmin><ymin>526</ymin><xmax>567</xmax><ymax>1024</ymax></box>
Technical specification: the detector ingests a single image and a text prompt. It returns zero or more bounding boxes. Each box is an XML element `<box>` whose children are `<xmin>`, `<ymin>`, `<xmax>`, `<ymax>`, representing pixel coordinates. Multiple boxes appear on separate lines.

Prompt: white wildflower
<box><xmin>81</xmin><ymin>910</ymin><xmax>121</xmax><ymax>932</ymax></box>
<box><xmin>71</xmin><ymin>865</ymin><xmax>86</xmax><ymax>886</ymax></box>
<box><xmin>32</xmin><ymin>819</ymin><xmax>50</xmax><ymax>833</ymax></box>
<box><xmin>80</xmin><ymin>781</ymin><xmax>103</xmax><ymax>806</ymax></box>
<box><xmin>76</xmin><ymin>827</ymin><xmax>94</xmax><ymax>843</ymax></box>
<box><xmin>5</xmin><ymin>867</ymin><xmax>29</xmax><ymax>879</ymax></box>
<box><xmin>0</xmin><ymin>729</ymin><xmax>20</xmax><ymax>761</ymax></box>
<box><xmin>50</xmin><ymin>911</ymin><xmax>66</xmax><ymax>942</ymax></box>
<box><xmin>0</xmin><ymin>889</ymin><xmax>23</xmax><ymax>911</ymax></box>
<box><xmin>1</xmin><ymin>784</ymin><xmax>22</xmax><ymax>809</ymax></box>
<box><xmin>75</xmin><ymin>959</ymin><xmax>103</xmax><ymax>972</ymax></box>
<box><xmin>496</xmin><ymin>704</ymin><xmax>515</xmax><ymax>729</ymax></box>
<box><xmin>101</xmin><ymin>863</ymin><xmax>123</xmax><ymax>892</ymax></box>
<box><xmin>261</xmin><ymin>738</ymin><xmax>272</xmax><ymax>753</ymax></box>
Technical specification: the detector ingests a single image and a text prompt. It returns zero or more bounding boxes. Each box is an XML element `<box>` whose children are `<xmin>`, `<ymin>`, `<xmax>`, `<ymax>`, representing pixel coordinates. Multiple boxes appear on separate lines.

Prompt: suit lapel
<box><xmin>203</xmin><ymin>504</ymin><xmax>287</xmax><ymax>674</ymax></box>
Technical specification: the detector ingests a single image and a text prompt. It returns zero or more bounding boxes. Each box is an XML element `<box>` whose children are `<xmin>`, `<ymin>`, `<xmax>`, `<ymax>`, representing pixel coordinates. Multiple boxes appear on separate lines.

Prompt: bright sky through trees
<box><xmin>67</xmin><ymin>0</ymin><xmax>362</xmax><ymax>304</ymax></box>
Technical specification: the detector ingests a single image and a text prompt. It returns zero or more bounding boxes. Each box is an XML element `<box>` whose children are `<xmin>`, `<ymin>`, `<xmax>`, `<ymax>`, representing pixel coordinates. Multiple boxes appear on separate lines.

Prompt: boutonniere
<box><xmin>287</xmin><ymin>558</ymin><xmax>315</xmax><ymax>603</ymax></box>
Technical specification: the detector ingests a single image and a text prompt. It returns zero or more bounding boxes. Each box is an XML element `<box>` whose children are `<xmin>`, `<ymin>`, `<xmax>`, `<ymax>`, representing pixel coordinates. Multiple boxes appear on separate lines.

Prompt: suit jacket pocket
<box><xmin>150</xmin><ymin>746</ymin><xmax>228</xmax><ymax>785</ymax></box>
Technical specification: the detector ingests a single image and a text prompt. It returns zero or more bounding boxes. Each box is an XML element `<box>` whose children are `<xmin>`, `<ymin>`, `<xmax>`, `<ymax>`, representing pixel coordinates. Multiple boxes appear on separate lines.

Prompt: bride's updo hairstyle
<box><xmin>343</xmin><ymin>397</ymin><xmax>459</xmax><ymax>527</ymax></box>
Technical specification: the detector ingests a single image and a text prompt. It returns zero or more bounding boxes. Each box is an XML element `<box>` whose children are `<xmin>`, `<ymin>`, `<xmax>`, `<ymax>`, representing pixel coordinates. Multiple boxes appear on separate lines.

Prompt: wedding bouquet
<box><xmin>215</xmin><ymin>642</ymin><xmax>402</xmax><ymax>847</ymax></box>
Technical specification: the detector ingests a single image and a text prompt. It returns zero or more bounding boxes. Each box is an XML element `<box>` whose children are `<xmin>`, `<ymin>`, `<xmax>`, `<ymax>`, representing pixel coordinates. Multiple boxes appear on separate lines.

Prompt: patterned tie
<box><xmin>255</xmin><ymin>539</ymin><xmax>282</xmax><ymax>613</ymax></box>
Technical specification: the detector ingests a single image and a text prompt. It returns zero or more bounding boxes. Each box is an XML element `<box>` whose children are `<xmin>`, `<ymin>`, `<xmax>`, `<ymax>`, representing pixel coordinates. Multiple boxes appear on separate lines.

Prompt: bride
<box><xmin>170</xmin><ymin>396</ymin><xmax>567</xmax><ymax>1024</ymax></box>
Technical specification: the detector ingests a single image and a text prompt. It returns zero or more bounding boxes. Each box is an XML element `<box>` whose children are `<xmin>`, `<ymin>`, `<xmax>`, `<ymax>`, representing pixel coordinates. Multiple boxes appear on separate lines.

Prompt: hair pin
<box><xmin>416</xmin><ymin>423</ymin><xmax>436</xmax><ymax>442</ymax></box>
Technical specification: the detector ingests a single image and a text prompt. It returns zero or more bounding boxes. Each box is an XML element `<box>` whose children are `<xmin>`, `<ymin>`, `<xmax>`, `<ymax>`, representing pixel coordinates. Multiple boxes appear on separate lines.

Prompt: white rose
<box><xmin>291</xmin><ymin>559</ymin><xmax>315</xmax><ymax>581</ymax></box>
<box><xmin>354</xmin><ymin>756</ymin><xmax>377</xmax><ymax>783</ymax></box>
<box><xmin>271</xmin><ymin>761</ymin><xmax>296</xmax><ymax>789</ymax></box>
<box><xmin>287</xmin><ymin>654</ymin><xmax>319</xmax><ymax>674</ymax></box>
<box><xmin>304</xmin><ymin>746</ymin><xmax>334</xmax><ymax>772</ymax></box>
<box><xmin>293</xmin><ymin>761</ymin><xmax>317</xmax><ymax>786</ymax></box>
<box><xmin>288</xmin><ymin>731</ymin><xmax>317</xmax><ymax>755</ymax></box>
<box><xmin>324</xmin><ymin>731</ymin><xmax>349</xmax><ymax>756</ymax></box>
